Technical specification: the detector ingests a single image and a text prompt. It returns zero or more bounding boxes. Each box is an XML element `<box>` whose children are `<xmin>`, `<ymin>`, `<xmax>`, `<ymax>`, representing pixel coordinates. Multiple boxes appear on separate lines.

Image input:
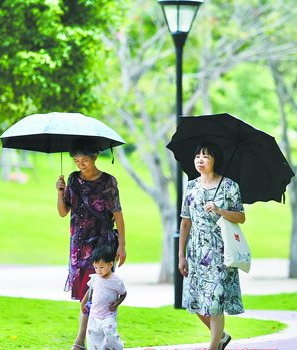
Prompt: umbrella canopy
<box><xmin>0</xmin><ymin>112</ymin><xmax>125</xmax><ymax>153</ymax></box>
<box><xmin>166</xmin><ymin>113</ymin><xmax>295</xmax><ymax>204</ymax></box>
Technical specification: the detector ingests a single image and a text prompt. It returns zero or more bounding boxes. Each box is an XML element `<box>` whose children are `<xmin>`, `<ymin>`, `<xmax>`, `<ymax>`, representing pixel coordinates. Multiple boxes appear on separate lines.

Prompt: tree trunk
<box><xmin>158</xmin><ymin>204</ymin><xmax>175</xmax><ymax>283</ymax></box>
<box><xmin>268</xmin><ymin>61</ymin><xmax>297</xmax><ymax>278</ymax></box>
<box><xmin>289</xmin><ymin>177</ymin><xmax>297</xmax><ymax>277</ymax></box>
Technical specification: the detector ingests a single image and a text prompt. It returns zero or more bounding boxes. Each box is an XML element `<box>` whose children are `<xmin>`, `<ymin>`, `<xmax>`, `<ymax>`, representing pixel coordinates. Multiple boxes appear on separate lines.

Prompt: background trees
<box><xmin>0</xmin><ymin>0</ymin><xmax>126</xmax><ymax>129</ymax></box>
<box><xmin>98</xmin><ymin>0</ymin><xmax>297</xmax><ymax>281</ymax></box>
<box><xmin>1</xmin><ymin>0</ymin><xmax>296</xmax><ymax>280</ymax></box>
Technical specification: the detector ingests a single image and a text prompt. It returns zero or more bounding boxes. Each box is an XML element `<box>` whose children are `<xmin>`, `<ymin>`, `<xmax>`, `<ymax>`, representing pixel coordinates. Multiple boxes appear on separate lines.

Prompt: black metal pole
<box><xmin>172</xmin><ymin>33</ymin><xmax>187</xmax><ymax>309</ymax></box>
<box><xmin>157</xmin><ymin>0</ymin><xmax>204</xmax><ymax>310</ymax></box>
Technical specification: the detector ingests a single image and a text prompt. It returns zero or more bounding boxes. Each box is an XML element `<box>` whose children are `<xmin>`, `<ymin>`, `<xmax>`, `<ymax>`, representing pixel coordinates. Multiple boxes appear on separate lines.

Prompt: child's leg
<box><xmin>86</xmin><ymin>317</ymin><xmax>105</xmax><ymax>350</ymax></box>
<box><xmin>102</xmin><ymin>318</ymin><xmax>123</xmax><ymax>350</ymax></box>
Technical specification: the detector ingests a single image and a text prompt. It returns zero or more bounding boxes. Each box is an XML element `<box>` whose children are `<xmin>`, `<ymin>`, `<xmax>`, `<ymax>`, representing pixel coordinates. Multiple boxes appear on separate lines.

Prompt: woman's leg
<box><xmin>197</xmin><ymin>313</ymin><xmax>210</xmax><ymax>329</ymax></box>
<box><xmin>71</xmin><ymin>268</ymin><xmax>94</xmax><ymax>349</ymax></box>
<box><xmin>208</xmin><ymin>314</ymin><xmax>224</xmax><ymax>350</ymax></box>
<box><xmin>196</xmin><ymin>313</ymin><xmax>225</xmax><ymax>350</ymax></box>
<box><xmin>72</xmin><ymin>310</ymin><xmax>88</xmax><ymax>349</ymax></box>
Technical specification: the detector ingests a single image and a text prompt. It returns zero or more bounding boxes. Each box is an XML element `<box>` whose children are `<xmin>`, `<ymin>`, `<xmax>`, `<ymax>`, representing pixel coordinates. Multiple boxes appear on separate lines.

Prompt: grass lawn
<box><xmin>243</xmin><ymin>292</ymin><xmax>297</xmax><ymax>310</ymax></box>
<box><xmin>0</xmin><ymin>152</ymin><xmax>162</xmax><ymax>264</ymax></box>
<box><xmin>0</xmin><ymin>151</ymin><xmax>293</xmax><ymax>264</ymax></box>
<box><xmin>1</xmin><ymin>293</ymin><xmax>295</xmax><ymax>350</ymax></box>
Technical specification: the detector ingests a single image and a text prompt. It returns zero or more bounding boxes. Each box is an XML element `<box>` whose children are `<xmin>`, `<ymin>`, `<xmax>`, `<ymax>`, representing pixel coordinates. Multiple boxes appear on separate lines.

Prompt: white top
<box><xmin>88</xmin><ymin>273</ymin><xmax>126</xmax><ymax>320</ymax></box>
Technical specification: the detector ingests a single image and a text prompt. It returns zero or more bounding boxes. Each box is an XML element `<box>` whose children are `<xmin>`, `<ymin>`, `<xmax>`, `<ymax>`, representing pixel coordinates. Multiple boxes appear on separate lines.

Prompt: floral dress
<box><xmin>181</xmin><ymin>177</ymin><xmax>244</xmax><ymax>316</ymax></box>
<box><xmin>63</xmin><ymin>171</ymin><xmax>121</xmax><ymax>300</ymax></box>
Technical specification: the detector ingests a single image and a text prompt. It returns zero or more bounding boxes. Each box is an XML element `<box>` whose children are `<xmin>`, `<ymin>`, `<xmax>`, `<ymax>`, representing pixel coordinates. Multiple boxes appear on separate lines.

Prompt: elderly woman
<box><xmin>56</xmin><ymin>137</ymin><xmax>126</xmax><ymax>350</ymax></box>
<box><xmin>178</xmin><ymin>142</ymin><xmax>245</xmax><ymax>350</ymax></box>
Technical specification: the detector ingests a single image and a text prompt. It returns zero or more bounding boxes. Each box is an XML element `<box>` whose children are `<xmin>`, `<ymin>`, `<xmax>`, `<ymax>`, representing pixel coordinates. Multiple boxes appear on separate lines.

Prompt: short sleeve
<box><xmin>63</xmin><ymin>172</ymin><xmax>75</xmax><ymax>208</ymax></box>
<box><xmin>87</xmin><ymin>274</ymin><xmax>96</xmax><ymax>288</ymax></box>
<box><xmin>103</xmin><ymin>175</ymin><xmax>122</xmax><ymax>213</ymax></box>
<box><xmin>225</xmin><ymin>179</ymin><xmax>244</xmax><ymax>212</ymax></box>
<box><xmin>114</xmin><ymin>275</ymin><xmax>126</xmax><ymax>295</ymax></box>
<box><xmin>180</xmin><ymin>181</ymin><xmax>195</xmax><ymax>218</ymax></box>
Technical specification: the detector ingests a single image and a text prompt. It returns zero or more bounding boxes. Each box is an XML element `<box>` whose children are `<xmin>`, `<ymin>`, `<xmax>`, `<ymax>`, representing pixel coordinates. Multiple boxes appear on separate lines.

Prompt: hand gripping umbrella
<box><xmin>166</xmin><ymin>113</ymin><xmax>295</xmax><ymax>204</ymax></box>
<box><xmin>0</xmin><ymin>112</ymin><xmax>125</xmax><ymax>173</ymax></box>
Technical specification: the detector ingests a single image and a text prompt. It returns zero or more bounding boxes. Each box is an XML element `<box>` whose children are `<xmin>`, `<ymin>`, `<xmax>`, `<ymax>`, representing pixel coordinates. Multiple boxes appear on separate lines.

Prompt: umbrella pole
<box><xmin>59</xmin><ymin>135</ymin><xmax>63</xmax><ymax>175</ymax></box>
<box><xmin>213</xmin><ymin>144</ymin><xmax>238</xmax><ymax>201</ymax></box>
<box><xmin>60</xmin><ymin>151</ymin><xmax>63</xmax><ymax>175</ymax></box>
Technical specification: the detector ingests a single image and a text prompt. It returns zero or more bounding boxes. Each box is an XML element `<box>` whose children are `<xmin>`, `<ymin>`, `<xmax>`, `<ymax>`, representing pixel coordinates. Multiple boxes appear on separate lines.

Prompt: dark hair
<box><xmin>194</xmin><ymin>142</ymin><xmax>224</xmax><ymax>173</ymax></box>
<box><xmin>91</xmin><ymin>245</ymin><xmax>115</xmax><ymax>263</ymax></box>
<box><xmin>69</xmin><ymin>137</ymin><xmax>100</xmax><ymax>158</ymax></box>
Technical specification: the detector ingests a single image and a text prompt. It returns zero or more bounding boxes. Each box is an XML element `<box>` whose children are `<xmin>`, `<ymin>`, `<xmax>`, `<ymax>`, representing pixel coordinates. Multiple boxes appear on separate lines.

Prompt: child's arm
<box><xmin>109</xmin><ymin>292</ymin><xmax>127</xmax><ymax>312</ymax></box>
<box><xmin>81</xmin><ymin>289</ymin><xmax>90</xmax><ymax>314</ymax></box>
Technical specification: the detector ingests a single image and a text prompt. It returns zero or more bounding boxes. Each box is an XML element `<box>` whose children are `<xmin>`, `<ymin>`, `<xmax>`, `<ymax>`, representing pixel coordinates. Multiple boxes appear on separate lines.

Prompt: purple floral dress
<box><xmin>181</xmin><ymin>177</ymin><xmax>244</xmax><ymax>315</ymax></box>
<box><xmin>63</xmin><ymin>171</ymin><xmax>121</xmax><ymax>299</ymax></box>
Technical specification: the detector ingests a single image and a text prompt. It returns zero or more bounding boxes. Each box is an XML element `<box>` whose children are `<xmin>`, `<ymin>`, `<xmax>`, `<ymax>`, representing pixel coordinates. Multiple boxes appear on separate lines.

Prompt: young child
<box><xmin>81</xmin><ymin>245</ymin><xmax>127</xmax><ymax>350</ymax></box>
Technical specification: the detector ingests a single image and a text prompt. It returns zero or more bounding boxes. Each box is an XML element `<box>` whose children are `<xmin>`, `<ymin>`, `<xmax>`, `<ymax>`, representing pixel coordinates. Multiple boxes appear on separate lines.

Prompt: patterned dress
<box><xmin>63</xmin><ymin>171</ymin><xmax>121</xmax><ymax>300</ymax></box>
<box><xmin>181</xmin><ymin>177</ymin><xmax>244</xmax><ymax>316</ymax></box>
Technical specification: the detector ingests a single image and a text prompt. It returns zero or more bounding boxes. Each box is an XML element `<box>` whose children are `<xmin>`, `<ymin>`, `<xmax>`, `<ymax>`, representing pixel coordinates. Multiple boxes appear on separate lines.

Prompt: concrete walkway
<box><xmin>1</xmin><ymin>259</ymin><xmax>297</xmax><ymax>350</ymax></box>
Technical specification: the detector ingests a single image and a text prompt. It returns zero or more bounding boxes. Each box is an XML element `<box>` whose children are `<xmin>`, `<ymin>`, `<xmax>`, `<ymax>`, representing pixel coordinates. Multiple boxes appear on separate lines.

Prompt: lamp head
<box><xmin>158</xmin><ymin>0</ymin><xmax>203</xmax><ymax>35</ymax></box>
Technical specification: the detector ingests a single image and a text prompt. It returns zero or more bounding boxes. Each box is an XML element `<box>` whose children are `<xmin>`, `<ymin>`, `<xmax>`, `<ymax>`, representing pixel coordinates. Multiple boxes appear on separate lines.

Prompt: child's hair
<box><xmin>91</xmin><ymin>244</ymin><xmax>115</xmax><ymax>263</ymax></box>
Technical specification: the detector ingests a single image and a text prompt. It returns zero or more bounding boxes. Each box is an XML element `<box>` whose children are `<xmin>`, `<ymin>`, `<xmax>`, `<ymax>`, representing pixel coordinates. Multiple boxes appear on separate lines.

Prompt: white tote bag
<box><xmin>217</xmin><ymin>216</ymin><xmax>251</xmax><ymax>273</ymax></box>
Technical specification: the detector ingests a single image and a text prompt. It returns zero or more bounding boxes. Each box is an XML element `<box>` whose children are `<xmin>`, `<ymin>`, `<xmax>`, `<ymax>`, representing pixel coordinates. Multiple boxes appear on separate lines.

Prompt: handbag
<box><xmin>217</xmin><ymin>216</ymin><xmax>251</xmax><ymax>273</ymax></box>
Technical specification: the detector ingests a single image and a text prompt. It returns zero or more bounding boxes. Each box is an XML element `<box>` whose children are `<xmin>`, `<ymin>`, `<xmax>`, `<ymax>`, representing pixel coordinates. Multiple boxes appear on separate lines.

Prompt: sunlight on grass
<box><xmin>0</xmin><ymin>296</ymin><xmax>287</xmax><ymax>350</ymax></box>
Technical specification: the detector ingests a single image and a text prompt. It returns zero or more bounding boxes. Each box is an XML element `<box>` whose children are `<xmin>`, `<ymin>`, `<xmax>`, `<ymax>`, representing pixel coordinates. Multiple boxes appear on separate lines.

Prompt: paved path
<box><xmin>1</xmin><ymin>259</ymin><xmax>297</xmax><ymax>350</ymax></box>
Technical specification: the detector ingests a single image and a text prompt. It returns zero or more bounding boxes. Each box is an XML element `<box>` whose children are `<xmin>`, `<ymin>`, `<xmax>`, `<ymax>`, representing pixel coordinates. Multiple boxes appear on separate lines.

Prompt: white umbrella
<box><xmin>0</xmin><ymin>112</ymin><xmax>125</xmax><ymax>173</ymax></box>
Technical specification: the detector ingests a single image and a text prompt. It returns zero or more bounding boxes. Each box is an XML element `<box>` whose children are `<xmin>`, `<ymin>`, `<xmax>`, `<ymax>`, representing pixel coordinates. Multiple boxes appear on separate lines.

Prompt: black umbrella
<box><xmin>0</xmin><ymin>112</ymin><xmax>125</xmax><ymax>173</ymax></box>
<box><xmin>166</xmin><ymin>113</ymin><xmax>295</xmax><ymax>204</ymax></box>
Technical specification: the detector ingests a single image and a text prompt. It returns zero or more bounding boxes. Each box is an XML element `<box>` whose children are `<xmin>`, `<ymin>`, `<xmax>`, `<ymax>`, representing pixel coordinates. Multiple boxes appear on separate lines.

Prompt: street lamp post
<box><xmin>158</xmin><ymin>0</ymin><xmax>203</xmax><ymax>309</ymax></box>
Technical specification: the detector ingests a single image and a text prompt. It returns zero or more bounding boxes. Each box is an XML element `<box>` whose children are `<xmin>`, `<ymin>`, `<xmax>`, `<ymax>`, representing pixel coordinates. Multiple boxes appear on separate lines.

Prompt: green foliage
<box><xmin>0</xmin><ymin>0</ymin><xmax>127</xmax><ymax>130</ymax></box>
<box><xmin>210</xmin><ymin>63</ymin><xmax>280</xmax><ymax>133</ymax></box>
<box><xmin>0</xmin><ymin>295</ymin><xmax>287</xmax><ymax>349</ymax></box>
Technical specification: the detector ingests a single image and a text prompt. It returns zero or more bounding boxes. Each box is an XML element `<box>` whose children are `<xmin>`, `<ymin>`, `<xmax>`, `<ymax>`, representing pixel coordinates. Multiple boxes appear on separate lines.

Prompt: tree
<box><xmin>0</xmin><ymin>0</ymin><xmax>126</xmax><ymax>132</ymax></box>
<box><xmin>98</xmin><ymin>0</ymin><xmax>297</xmax><ymax>282</ymax></box>
<box><xmin>267</xmin><ymin>60</ymin><xmax>297</xmax><ymax>277</ymax></box>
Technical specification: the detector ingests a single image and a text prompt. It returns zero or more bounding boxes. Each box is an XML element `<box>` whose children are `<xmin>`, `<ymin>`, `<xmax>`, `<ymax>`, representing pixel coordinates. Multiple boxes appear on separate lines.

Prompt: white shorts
<box><xmin>86</xmin><ymin>316</ymin><xmax>123</xmax><ymax>350</ymax></box>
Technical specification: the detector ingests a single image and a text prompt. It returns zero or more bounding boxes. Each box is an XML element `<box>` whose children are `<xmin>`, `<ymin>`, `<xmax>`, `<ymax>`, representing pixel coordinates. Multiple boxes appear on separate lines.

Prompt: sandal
<box><xmin>71</xmin><ymin>344</ymin><xmax>86</xmax><ymax>350</ymax></box>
